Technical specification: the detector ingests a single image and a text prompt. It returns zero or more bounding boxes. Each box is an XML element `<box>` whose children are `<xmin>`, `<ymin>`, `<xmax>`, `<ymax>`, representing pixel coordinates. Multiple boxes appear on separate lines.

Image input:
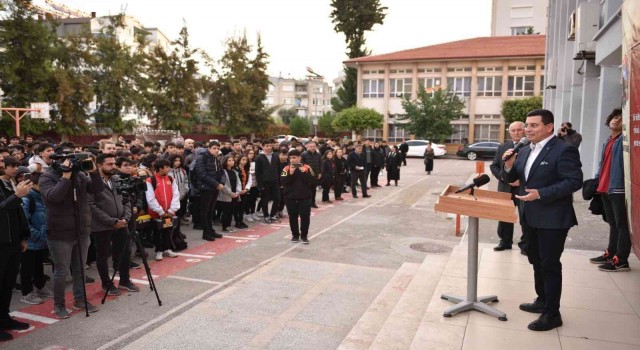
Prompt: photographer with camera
<box><xmin>145</xmin><ymin>159</ymin><xmax>180</xmax><ymax>261</ymax></box>
<box><xmin>39</xmin><ymin>149</ymin><xmax>103</xmax><ymax>319</ymax></box>
<box><xmin>88</xmin><ymin>154</ymin><xmax>139</xmax><ymax>296</ymax></box>
<box><xmin>557</xmin><ymin>122</ymin><xmax>582</xmax><ymax>148</ymax></box>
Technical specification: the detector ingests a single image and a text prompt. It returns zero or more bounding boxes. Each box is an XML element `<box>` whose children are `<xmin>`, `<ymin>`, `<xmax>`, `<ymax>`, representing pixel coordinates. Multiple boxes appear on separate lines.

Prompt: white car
<box><xmin>273</xmin><ymin>135</ymin><xmax>297</xmax><ymax>143</ymax></box>
<box><xmin>404</xmin><ymin>140</ymin><xmax>447</xmax><ymax>157</ymax></box>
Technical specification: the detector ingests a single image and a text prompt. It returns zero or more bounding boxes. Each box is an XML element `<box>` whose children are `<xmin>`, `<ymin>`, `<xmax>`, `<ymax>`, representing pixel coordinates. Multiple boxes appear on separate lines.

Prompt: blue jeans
<box><xmin>48</xmin><ymin>237</ymin><xmax>90</xmax><ymax>307</ymax></box>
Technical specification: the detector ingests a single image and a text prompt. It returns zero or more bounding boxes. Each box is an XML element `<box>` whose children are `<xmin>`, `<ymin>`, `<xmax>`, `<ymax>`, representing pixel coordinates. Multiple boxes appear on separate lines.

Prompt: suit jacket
<box><xmin>490</xmin><ymin>140</ymin><xmax>516</xmax><ymax>194</ymax></box>
<box><xmin>500</xmin><ymin>136</ymin><xmax>583</xmax><ymax>230</ymax></box>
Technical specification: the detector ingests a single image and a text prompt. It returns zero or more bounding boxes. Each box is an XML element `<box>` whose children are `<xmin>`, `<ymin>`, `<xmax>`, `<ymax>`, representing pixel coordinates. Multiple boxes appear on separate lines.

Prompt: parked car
<box><xmin>273</xmin><ymin>135</ymin><xmax>297</xmax><ymax>143</ymax></box>
<box><xmin>456</xmin><ymin>142</ymin><xmax>501</xmax><ymax>160</ymax></box>
<box><xmin>405</xmin><ymin>140</ymin><xmax>447</xmax><ymax>158</ymax></box>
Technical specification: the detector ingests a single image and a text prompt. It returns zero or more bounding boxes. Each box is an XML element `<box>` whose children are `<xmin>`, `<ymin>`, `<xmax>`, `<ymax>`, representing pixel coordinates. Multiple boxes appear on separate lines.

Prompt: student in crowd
<box><xmin>424</xmin><ymin>142</ymin><xmax>435</xmax><ymax>175</ymax></box>
<box><xmin>244</xmin><ymin>149</ymin><xmax>260</xmax><ymax>222</ymax></box>
<box><xmin>218</xmin><ymin>155</ymin><xmax>242</xmax><ymax>233</ymax></box>
<box><xmin>333</xmin><ymin>148</ymin><xmax>347</xmax><ymax>201</ymax></box>
<box><xmin>370</xmin><ymin>142</ymin><xmax>385</xmax><ymax>187</ymax></box>
<box><xmin>386</xmin><ymin>145</ymin><xmax>402</xmax><ymax>186</ymax></box>
<box><xmin>321</xmin><ymin>150</ymin><xmax>335</xmax><ymax>203</ymax></box>
<box><xmin>234</xmin><ymin>153</ymin><xmax>250</xmax><ymax>229</ymax></box>
<box><xmin>255</xmin><ymin>139</ymin><xmax>281</xmax><ymax>224</ymax></box>
<box><xmin>145</xmin><ymin>159</ymin><xmax>180</xmax><ymax>261</ymax></box>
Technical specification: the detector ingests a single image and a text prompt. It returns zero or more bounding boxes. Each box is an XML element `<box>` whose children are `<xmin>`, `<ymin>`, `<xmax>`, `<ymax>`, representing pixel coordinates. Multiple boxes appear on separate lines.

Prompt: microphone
<box><xmin>455</xmin><ymin>174</ymin><xmax>491</xmax><ymax>194</ymax></box>
<box><xmin>502</xmin><ymin>137</ymin><xmax>530</xmax><ymax>161</ymax></box>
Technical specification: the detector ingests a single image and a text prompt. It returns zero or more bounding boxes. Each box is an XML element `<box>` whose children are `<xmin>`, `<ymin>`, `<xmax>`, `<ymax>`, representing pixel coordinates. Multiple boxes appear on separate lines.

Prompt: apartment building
<box><xmin>267</xmin><ymin>76</ymin><xmax>333</xmax><ymax>121</ymax></box>
<box><xmin>491</xmin><ymin>0</ymin><xmax>548</xmax><ymax>36</ymax></box>
<box><xmin>344</xmin><ymin>35</ymin><xmax>546</xmax><ymax>144</ymax></box>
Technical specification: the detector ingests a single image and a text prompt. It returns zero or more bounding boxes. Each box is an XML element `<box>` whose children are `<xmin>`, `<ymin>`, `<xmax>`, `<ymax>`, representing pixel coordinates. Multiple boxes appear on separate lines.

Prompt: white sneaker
<box><xmin>245</xmin><ymin>215</ymin><xmax>254</xmax><ymax>222</ymax></box>
<box><xmin>256</xmin><ymin>212</ymin><xmax>264</xmax><ymax>218</ymax></box>
<box><xmin>36</xmin><ymin>287</ymin><xmax>54</xmax><ymax>298</ymax></box>
<box><xmin>155</xmin><ymin>252</ymin><xmax>164</xmax><ymax>261</ymax></box>
<box><xmin>164</xmin><ymin>250</ymin><xmax>178</xmax><ymax>258</ymax></box>
<box><xmin>251</xmin><ymin>213</ymin><xmax>261</xmax><ymax>221</ymax></box>
<box><xmin>20</xmin><ymin>291</ymin><xmax>44</xmax><ymax>305</ymax></box>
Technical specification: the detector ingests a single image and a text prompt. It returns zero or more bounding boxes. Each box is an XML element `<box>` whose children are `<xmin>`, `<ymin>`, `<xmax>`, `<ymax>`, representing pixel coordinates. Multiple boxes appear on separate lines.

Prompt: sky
<box><xmin>53</xmin><ymin>0</ymin><xmax>492</xmax><ymax>84</ymax></box>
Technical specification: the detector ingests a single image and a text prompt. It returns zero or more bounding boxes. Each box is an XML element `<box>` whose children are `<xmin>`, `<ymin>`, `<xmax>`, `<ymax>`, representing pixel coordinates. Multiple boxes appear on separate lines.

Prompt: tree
<box><xmin>317</xmin><ymin>112</ymin><xmax>337</xmax><ymax>137</ymax></box>
<box><xmin>244</xmin><ymin>35</ymin><xmax>274</xmax><ymax>135</ymax></box>
<box><xmin>399</xmin><ymin>88</ymin><xmax>466</xmax><ymax>143</ymax></box>
<box><xmin>501</xmin><ymin>96</ymin><xmax>543</xmax><ymax>124</ymax></box>
<box><xmin>289</xmin><ymin>117</ymin><xmax>311</xmax><ymax>136</ymax></box>
<box><xmin>330</xmin><ymin>0</ymin><xmax>387</xmax><ymax>112</ymax></box>
<box><xmin>0</xmin><ymin>0</ymin><xmax>59</xmax><ymax>135</ymax></box>
<box><xmin>332</xmin><ymin>107</ymin><xmax>382</xmax><ymax>139</ymax></box>
<box><xmin>277</xmin><ymin>107</ymin><xmax>298</xmax><ymax>125</ymax></box>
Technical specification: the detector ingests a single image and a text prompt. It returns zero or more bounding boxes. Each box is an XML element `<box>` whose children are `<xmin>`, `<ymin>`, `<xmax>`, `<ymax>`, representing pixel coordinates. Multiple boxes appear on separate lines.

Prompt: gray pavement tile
<box><xmin>293</xmin><ymin>286</ymin><xmax>379</xmax><ymax>328</ymax></box>
<box><xmin>212</xmin><ymin>278</ymin><xmax>312</xmax><ymax>316</ymax></box>
<box><xmin>333</xmin><ymin>266</ymin><xmax>395</xmax><ymax>290</ymax></box>
<box><xmin>265</xmin><ymin>258</ymin><xmax>337</xmax><ymax>282</ymax></box>
<box><xmin>264</xmin><ymin>325</ymin><xmax>344</xmax><ymax>350</ymax></box>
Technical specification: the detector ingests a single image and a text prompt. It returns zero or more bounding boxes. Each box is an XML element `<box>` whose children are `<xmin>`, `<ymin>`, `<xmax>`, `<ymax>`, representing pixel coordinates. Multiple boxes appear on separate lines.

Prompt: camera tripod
<box><xmin>101</xmin><ymin>227</ymin><xmax>162</xmax><ymax>306</ymax></box>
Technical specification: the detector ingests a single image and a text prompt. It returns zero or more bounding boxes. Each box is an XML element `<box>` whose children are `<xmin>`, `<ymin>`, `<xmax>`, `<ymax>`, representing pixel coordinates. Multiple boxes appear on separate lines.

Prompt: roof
<box><xmin>344</xmin><ymin>35</ymin><xmax>546</xmax><ymax>65</ymax></box>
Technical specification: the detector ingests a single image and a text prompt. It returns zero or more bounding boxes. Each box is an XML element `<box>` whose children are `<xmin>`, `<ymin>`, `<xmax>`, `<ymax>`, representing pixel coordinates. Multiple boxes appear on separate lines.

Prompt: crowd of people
<box><xmin>0</xmin><ymin>133</ymin><xmax>415</xmax><ymax>340</ymax></box>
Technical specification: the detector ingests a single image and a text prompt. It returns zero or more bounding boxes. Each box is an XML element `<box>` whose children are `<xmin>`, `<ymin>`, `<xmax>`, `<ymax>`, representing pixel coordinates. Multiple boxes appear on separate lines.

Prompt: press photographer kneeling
<box><xmin>88</xmin><ymin>154</ymin><xmax>140</xmax><ymax>296</ymax></box>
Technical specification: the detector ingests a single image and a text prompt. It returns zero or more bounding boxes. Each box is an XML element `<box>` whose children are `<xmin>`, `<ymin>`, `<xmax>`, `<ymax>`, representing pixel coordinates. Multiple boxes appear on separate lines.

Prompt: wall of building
<box><xmin>267</xmin><ymin>77</ymin><xmax>333</xmax><ymax>122</ymax></box>
<box><xmin>492</xmin><ymin>0</ymin><xmax>548</xmax><ymax>36</ymax></box>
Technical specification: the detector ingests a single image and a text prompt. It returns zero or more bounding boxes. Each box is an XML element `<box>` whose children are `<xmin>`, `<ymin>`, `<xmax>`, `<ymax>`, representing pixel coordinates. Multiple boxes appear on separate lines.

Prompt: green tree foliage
<box><xmin>0</xmin><ymin>0</ymin><xmax>58</xmax><ymax>135</ymax></box>
<box><xmin>330</xmin><ymin>0</ymin><xmax>387</xmax><ymax>112</ymax></box>
<box><xmin>501</xmin><ymin>96</ymin><xmax>543</xmax><ymax>124</ymax></box>
<box><xmin>244</xmin><ymin>36</ymin><xmax>274</xmax><ymax>134</ymax></box>
<box><xmin>277</xmin><ymin>107</ymin><xmax>298</xmax><ymax>125</ymax></box>
<box><xmin>332</xmin><ymin>107</ymin><xmax>382</xmax><ymax>138</ymax></box>
<box><xmin>317</xmin><ymin>112</ymin><xmax>337</xmax><ymax>137</ymax></box>
<box><xmin>399</xmin><ymin>88</ymin><xmax>466</xmax><ymax>143</ymax></box>
<box><xmin>289</xmin><ymin>117</ymin><xmax>311</xmax><ymax>136</ymax></box>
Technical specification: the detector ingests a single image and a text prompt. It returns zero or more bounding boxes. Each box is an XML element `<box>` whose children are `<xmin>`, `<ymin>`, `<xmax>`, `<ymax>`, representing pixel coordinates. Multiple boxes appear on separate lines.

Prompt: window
<box><xmin>389</xmin><ymin>78</ymin><xmax>412</xmax><ymax>98</ymax></box>
<box><xmin>283</xmin><ymin>97</ymin><xmax>294</xmax><ymax>105</ymax></box>
<box><xmin>474</xmin><ymin>124</ymin><xmax>501</xmax><ymax>142</ymax></box>
<box><xmin>389</xmin><ymin>68</ymin><xmax>412</xmax><ymax>74</ymax></box>
<box><xmin>419</xmin><ymin>77</ymin><xmax>442</xmax><ymax>94</ymax></box>
<box><xmin>511</xmin><ymin>26</ymin><xmax>533</xmax><ymax>35</ymax></box>
<box><xmin>363</xmin><ymin>79</ymin><xmax>385</xmax><ymax>98</ymax></box>
<box><xmin>477</xmin><ymin>76</ymin><xmax>503</xmax><ymax>97</ymax></box>
<box><xmin>477</xmin><ymin>67</ymin><xmax>503</xmax><ymax>72</ymax></box>
<box><xmin>388</xmin><ymin>124</ymin><xmax>407</xmax><ymax>143</ymax></box>
<box><xmin>363</xmin><ymin>69</ymin><xmax>384</xmax><ymax>74</ymax></box>
<box><xmin>312</xmin><ymin>87</ymin><xmax>323</xmax><ymax>93</ymax></box>
<box><xmin>510</xmin><ymin>6</ymin><xmax>534</xmax><ymax>19</ymax></box>
<box><xmin>540</xmin><ymin>75</ymin><xmax>545</xmax><ymax>96</ymax></box>
<box><xmin>476</xmin><ymin>114</ymin><xmax>501</xmax><ymax>120</ymax></box>
<box><xmin>295</xmin><ymin>86</ymin><xmax>307</xmax><ymax>93</ymax></box>
<box><xmin>447</xmin><ymin>77</ymin><xmax>471</xmax><ymax>97</ymax></box>
<box><xmin>282</xmin><ymin>84</ymin><xmax>294</xmax><ymax>92</ymax></box>
<box><xmin>447</xmin><ymin>67</ymin><xmax>472</xmax><ymax>72</ymax></box>
<box><xmin>418</xmin><ymin>68</ymin><xmax>442</xmax><ymax>73</ymax></box>
<box><xmin>446</xmin><ymin>125</ymin><xmax>469</xmax><ymax>143</ymax></box>
<box><xmin>509</xmin><ymin>66</ymin><xmax>535</xmax><ymax>71</ymax></box>
<box><xmin>507</xmin><ymin>76</ymin><xmax>535</xmax><ymax>96</ymax></box>
<box><xmin>363</xmin><ymin>128</ymin><xmax>383</xmax><ymax>142</ymax></box>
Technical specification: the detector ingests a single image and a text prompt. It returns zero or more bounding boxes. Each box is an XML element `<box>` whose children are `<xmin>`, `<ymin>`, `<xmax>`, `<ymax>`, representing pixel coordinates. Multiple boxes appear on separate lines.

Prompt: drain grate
<box><xmin>409</xmin><ymin>242</ymin><xmax>451</xmax><ymax>253</ymax></box>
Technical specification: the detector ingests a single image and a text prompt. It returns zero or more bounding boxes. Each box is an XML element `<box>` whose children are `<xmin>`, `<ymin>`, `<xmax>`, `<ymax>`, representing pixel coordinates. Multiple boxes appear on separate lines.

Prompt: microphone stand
<box><xmin>71</xmin><ymin>172</ymin><xmax>90</xmax><ymax>317</ymax></box>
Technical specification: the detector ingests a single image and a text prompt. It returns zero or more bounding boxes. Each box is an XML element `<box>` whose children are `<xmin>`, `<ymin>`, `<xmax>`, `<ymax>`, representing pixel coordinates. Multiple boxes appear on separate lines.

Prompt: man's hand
<box><xmin>503</xmin><ymin>149</ymin><xmax>517</xmax><ymax>169</ymax></box>
<box><xmin>300</xmin><ymin>165</ymin><xmax>308</xmax><ymax>173</ymax></box>
<box><xmin>289</xmin><ymin>166</ymin><xmax>296</xmax><ymax>175</ymax></box>
<box><xmin>132</xmin><ymin>207</ymin><xmax>138</xmax><ymax>215</ymax></box>
<box><xmin>21</xmin><ymin>240</ymin><xmax>27</xmax><ymax>253</ymax></box>
<box><xmin>216</xmin><ymin>184</ymin><xmax>224</xmax><ymax>191</ymax></box>
<box><xmin>61</xmin><ymin>159</ymin><xmax>73</xmax><ymax>179</ymax></box>
<box><xmin>114</xmin><ymin>219</ymin><xmax>127</xmax><ymax>228</ymax></box>
<box><xmin>317</xmin><ymin>173</ymin><xmax>322</xmax><ymax>179</ymax></box>
<box><xmin>87</xmin><ymin>160</ymin><xmax>97</xmax><ymax>173</ymax></box>
<box><xmin>15</xmin><ymin>180</ymin><xmax>33</xmax><ymax>198</ymax></box>
<box><xmin>515</xmin><ymin>188</ymin><xmax>540</xmax><ymax>202</ymax></box>
<box><xmin>509</xmin><ymin>180</ymin><xmax>520</xmax><ymax>187</ymax></box>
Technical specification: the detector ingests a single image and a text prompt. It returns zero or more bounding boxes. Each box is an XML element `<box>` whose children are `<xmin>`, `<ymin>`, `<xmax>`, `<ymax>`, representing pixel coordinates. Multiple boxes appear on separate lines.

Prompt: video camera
<box><xmin>113</xmin><ymin>175</ymin><xmax>148</xmax><ymax>196</ymax></box>
<box><xmin>50</xmin><ymin>153</ymin><xmax>94</xmax><ymax>173</ymax></box>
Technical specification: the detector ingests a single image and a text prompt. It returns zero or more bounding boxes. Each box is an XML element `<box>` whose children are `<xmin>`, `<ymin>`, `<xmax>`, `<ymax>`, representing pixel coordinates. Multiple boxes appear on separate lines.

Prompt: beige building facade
<box><xmin>491</xmin><ymin>0</ymin><xmax>549</xmax><ymax>36</ymax></box>
<box><xmin>267</xmin><ymin>76</ymin><xmax>333</xmax><ymax>121</ymax></box>
<box><xmin>345</xmin><ymin>36</ymin><xmax>546</xmax><ymax>144</ymax></box>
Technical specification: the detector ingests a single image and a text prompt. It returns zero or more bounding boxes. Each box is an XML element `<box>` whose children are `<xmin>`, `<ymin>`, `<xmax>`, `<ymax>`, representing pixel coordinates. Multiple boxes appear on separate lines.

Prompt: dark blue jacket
<box><xmin>501</xmin><ymin>136</ymin><xmax>583</xmax><ymax>229</ymax></box>
<box><xmin>194</xmin><ymin>151</ymin><xmax>224</xmax><ymax>192</ymax></box>
<box><xmin>595</xmin><ymin>135</ymin><xmax>624</xmax><ymax>194</ymax></box>
<box><xmin>22</xmin><ymin>190</ymin><xmax>48</xmax><ymax>250</ymax></box>
<box><xmin>347</xmin><ymin>151</ymin><xmax>365</xmax><ymax>173</ymax></box>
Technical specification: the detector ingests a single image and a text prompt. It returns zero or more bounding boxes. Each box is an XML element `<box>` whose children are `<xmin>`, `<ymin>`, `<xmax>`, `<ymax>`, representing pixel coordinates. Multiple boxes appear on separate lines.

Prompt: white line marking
<box><xmin>174</xmin><ymin>252</ymin><xmax>214</xmax><ymax>259</ymax></box>
<box><xmin>97</xmin><ymin>175</ymin><xmax>430</xmax><ymax>350</ymax></box>
<box><xmin>113</xmin><ymin>276</ymin><xmax>150</xmax><ymax>285</ymax></box>
<box><xmin>165</xmin><ymin>276</ymin><xmax>222</xmax><ymax>285</ymax></box>
<box><xmin>221</xmin><ymin>235</ymin><xmax>257</xmax><ymax>241</ymax></box>
<box><xmin>9</xmin><ymin>311</ymin><xmax>59</xmax><ymax>325</ymax></box>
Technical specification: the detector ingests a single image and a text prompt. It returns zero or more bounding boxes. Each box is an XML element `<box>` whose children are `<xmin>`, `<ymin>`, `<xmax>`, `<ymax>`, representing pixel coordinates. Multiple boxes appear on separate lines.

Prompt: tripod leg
<box><xmin>132</xmin><ymin>230</ymin><xmax>162</xmax><ymax>306</ymax></box>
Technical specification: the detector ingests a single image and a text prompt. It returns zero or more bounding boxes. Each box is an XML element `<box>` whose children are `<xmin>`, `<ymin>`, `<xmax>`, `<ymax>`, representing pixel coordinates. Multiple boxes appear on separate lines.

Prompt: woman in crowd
<box><xmin>244</xmin><ymin>149</ymin><xmax>260</xmax><ymax>221</ymax></box>
<box><xmin>218</xmin><ymin>154</ymin><xmax>242</xmax><ymax>233</ymax></box>
<box><xmin>234</xmin><ymin>154</ymin><xmax>250</xmax><ymax>229</ymax></box>
<box><xmin>370</xmin><ymin>142</ymin><xmax>385</xmax><ymax>187</ymax></box>
<box><xmin>333</xmin><ymin>148</ymin><xmax>347</xmax><ymax>201</ymax></box>
<box><xmin>168</xmin><ymin>154</ymin><xmax>190</xmax><ymax>225</ymax></box>
<box><xmin>386</xmin><ymin>145</ymin><xmax>401</xmax><ymax>186</ymax></box>
<box><xmin>321</xmin><ymin>150</ymin><xmax>335</xmax><ymax>203</ymax></box>
<box><xmin>423</xmin><ymin>142</ymin><xmax>435</xmax><ymax>175</ymax></box>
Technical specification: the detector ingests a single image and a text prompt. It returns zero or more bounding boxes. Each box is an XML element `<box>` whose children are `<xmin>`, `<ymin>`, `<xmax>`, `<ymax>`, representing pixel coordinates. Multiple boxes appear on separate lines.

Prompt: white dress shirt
<box><xmin>524</xmin><ymin>134</ymin><xmax>555</xmax><ymax>181</ymax></box>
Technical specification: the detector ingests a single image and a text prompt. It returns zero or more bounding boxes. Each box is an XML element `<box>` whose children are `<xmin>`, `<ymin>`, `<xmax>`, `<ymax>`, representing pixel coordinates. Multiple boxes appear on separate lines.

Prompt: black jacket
<box><xmin>194</xmin><ymin>151</ymin><xmax>224</xmax><ymax>192</ymax></box>
<box><xmin>347</xmin><ymin>151</ymin><xmax>365</xmax><ymax>172</ymax></box>
<box><xmin>490</xmin><ymin>140</ymin><xmax>518</xmax><ymax>194</ymax></box>
<box><xmin>301</xmin><ymin>150</ymin><xmax>321</xmax><ymax>178</ymax></box>
<box><xmin>321</xmin><ymin>159</ymin><xmax>335</xmax><ymax>185</ymax></box>
<box><xmin>399</xmin><ymin>142</ymin><xmax>409</xmax><ymax>154</ymax></box>
<box><xmin>281</xmin><ymin>165</ymin><xmax>316</xmax><ymax>200</ymax></box>
<box><xmin>88</xmin><ymin>175</ymin><xmax>132</xmax><ymax>233</ymax></box>
<box><xmin>255</xmin><ymin>153</ymin><xmax>280</xmax><ymax>187</ymax></box>
<box><xmin>0</xmin><ymin>180</ymin><xmax>29</xmax><ymax>245</ymax></box>
<box><xmin>372</xmin><ymin>147</ymin><xmax>385</xmax><ymax>167</ymax></box>
<box><xmin>40</xmin><ymin>169</ymin><xmax>104</xmax><ymax>241</ymax></box>
<box><xmin>334</xmin><ymin>157</ymin><xmax>348</xmax><ymax>176</ymax></box>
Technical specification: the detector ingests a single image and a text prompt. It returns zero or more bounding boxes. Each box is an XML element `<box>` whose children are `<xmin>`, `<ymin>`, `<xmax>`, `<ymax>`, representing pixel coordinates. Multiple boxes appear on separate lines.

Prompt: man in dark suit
<box><xmin>347</xmin><ymin>145</ymin><xmax>370</xmax><ymax>198</ymax></box>
<box><xmin>501</xmin><ymin>109</ymin><xmax>582</xmax><ymax>332</ymax></box>
<box><xmin>490</xmin><ymin>121</ymin><xmax>525</xmax><ymax>252</ymax></box>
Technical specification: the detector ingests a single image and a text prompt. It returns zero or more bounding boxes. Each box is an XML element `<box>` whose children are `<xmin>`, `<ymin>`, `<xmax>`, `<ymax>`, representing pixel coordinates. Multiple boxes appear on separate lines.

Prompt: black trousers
<box><xmin>601</xmin><ymin>193</ymin><xmax>631</xmax><ymax>262</ymax></box>
<box><xmin>285</xmin><ymin>198</ymin><xmax>311</xmax><ymax>239</ymax></box>
<box><xmin>364</xmin><ymin>164</ymin><xmax>372</xmax><ymax>187</ymax></box>
<box><xmin>93</xmin><ymin>228</ymin><xmax>131</xmax><ymax>287</ymax></box>
<box><xmin>244</xmin><ymin>187</ymin><xmax>259</xmax><ymax>214</ymax></box>
<box><xmin>278</xmin><ymin>188</ymin><xmax>286</xmax><ymax>212</ymax></box>
<box><xmin>523</xmin><ymin>224</ymin><xmax>567</xmax><ymax>316</ymax></box>
<box><xmin>200</xmin><ymin>189</ymin><xmax>219</xmax><ymax>235</ymax></box>
<box><xmin>190</xmin><ymin>195</ymin><xmax>201</xmax><ymax>226</ymax></box>
<box><xmin>218</xmin><ymin>200</ymin><xmax>236</xmax><ymax>229</ymax></box>
<box><xmin>152</xmin><ymin>226</ymin><xmax>173</xmax><ymax>252</ymax></box>
<box><xmin>310</xmin><ymin>180</ymin><xmax>317</xmax><ymax>205</ymax></box>
<box><xmin>370</xmin><ymin>165</ymin><xmax>381</xmax><ymax>186</ymax></box>
<box><xmin>321</xmin><ymin>182</ymin><xmax>333</xmax><ymax>202</ymax></box>
<box><xmin>335</xmin><ymin>175</ymin><xmax>345</xmax><ymax>199</ymax></box>
<box><xmin>0</xmin><ymin>244</ymin><xmax>21</xmax><ymax>320</ymax></box>
<box><xmin>20</xmin><ymin>249</ymin><xmax>47</xmax><ymax>295</ymax></box>
<box><xmin>497</xmin><ymin>221</ymin><xmax>514</xmax><ymax>246</ymax></box>
<box><xmin>351</xmin><ymin>170</ymin><xmax>368</xmax><ymax>197</ymax></box>
<box><xmin>261</xmin><ymin>181</ymin><xmax>280</xmax><ymax>217</ymax></box>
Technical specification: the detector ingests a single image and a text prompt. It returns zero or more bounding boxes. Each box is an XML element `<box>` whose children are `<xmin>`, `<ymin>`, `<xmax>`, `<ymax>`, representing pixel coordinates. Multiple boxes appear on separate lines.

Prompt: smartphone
<box><xmin>291</xmin><ymin>163</ymin><xmax>302</xmax><ymax>169</ymax></box>
<box><xmin>22</xmin><ymin>173</ymin><xmax>31</xmax><ymax>182</ymax></box>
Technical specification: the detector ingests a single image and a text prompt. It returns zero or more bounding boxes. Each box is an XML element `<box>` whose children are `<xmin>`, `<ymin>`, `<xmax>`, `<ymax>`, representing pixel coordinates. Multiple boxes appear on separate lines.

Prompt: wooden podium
<box><xmin>434</xmin><ymin>185</ymin><xmax>517</xmax><ymax>321</ymax></box>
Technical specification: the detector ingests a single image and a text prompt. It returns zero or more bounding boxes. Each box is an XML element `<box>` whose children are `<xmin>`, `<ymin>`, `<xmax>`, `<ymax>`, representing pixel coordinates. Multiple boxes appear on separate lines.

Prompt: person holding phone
<box><xmin>281</xmin><ymin>149</ymin><xmax>316</xmax><ymax>243</ymax></box>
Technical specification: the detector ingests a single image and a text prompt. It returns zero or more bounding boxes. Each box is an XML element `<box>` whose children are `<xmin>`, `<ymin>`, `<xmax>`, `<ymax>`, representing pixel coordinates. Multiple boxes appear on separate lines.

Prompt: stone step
<box><xmin>338</xmin><ymin>262</ymin><xmax>421</xmax><ymax>350</ymax></box>
<box><xmin>369</xmin><ymin>254</ymin><xmax>451</xmax><ymax>350</ymax></box>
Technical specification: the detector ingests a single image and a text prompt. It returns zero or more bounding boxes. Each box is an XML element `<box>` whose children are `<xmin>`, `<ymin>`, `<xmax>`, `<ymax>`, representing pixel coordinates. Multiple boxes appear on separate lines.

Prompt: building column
<box><xmin>382</xmin><ymin>64</ymin><xmax>390</xmax><ymax>141</ymax></box>
<box><xmin>578</xmin><ymin>61</ymin><xmax>601</xmax><ymax>177</ymax></box>
<box><xmin>468</xmin><ymin>62</ymin><xmax>478</xmax><ymax>143</ymax></box>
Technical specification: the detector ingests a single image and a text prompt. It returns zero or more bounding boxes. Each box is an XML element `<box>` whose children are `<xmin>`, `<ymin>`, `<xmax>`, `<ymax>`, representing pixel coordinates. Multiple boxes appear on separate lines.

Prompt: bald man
<box><xmin>490</xmin><ymin>121</ymin><xmax>525</xmax><ymax>252</ymax></box>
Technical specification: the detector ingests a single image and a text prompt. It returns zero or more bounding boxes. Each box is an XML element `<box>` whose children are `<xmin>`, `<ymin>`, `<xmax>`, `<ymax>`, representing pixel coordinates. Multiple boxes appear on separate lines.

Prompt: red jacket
<box><xmin>145</xmin><ymin>174</ymin><xmax>180</xmax><ymax>219</ymax></box>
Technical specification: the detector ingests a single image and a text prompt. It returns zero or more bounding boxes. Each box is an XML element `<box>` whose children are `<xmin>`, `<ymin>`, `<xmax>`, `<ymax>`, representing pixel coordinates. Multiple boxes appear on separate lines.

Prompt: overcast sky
<box><xmin>55</xmin><ymin>0</ymin><xmax>492</xmax><ymax>83</ymax></box>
